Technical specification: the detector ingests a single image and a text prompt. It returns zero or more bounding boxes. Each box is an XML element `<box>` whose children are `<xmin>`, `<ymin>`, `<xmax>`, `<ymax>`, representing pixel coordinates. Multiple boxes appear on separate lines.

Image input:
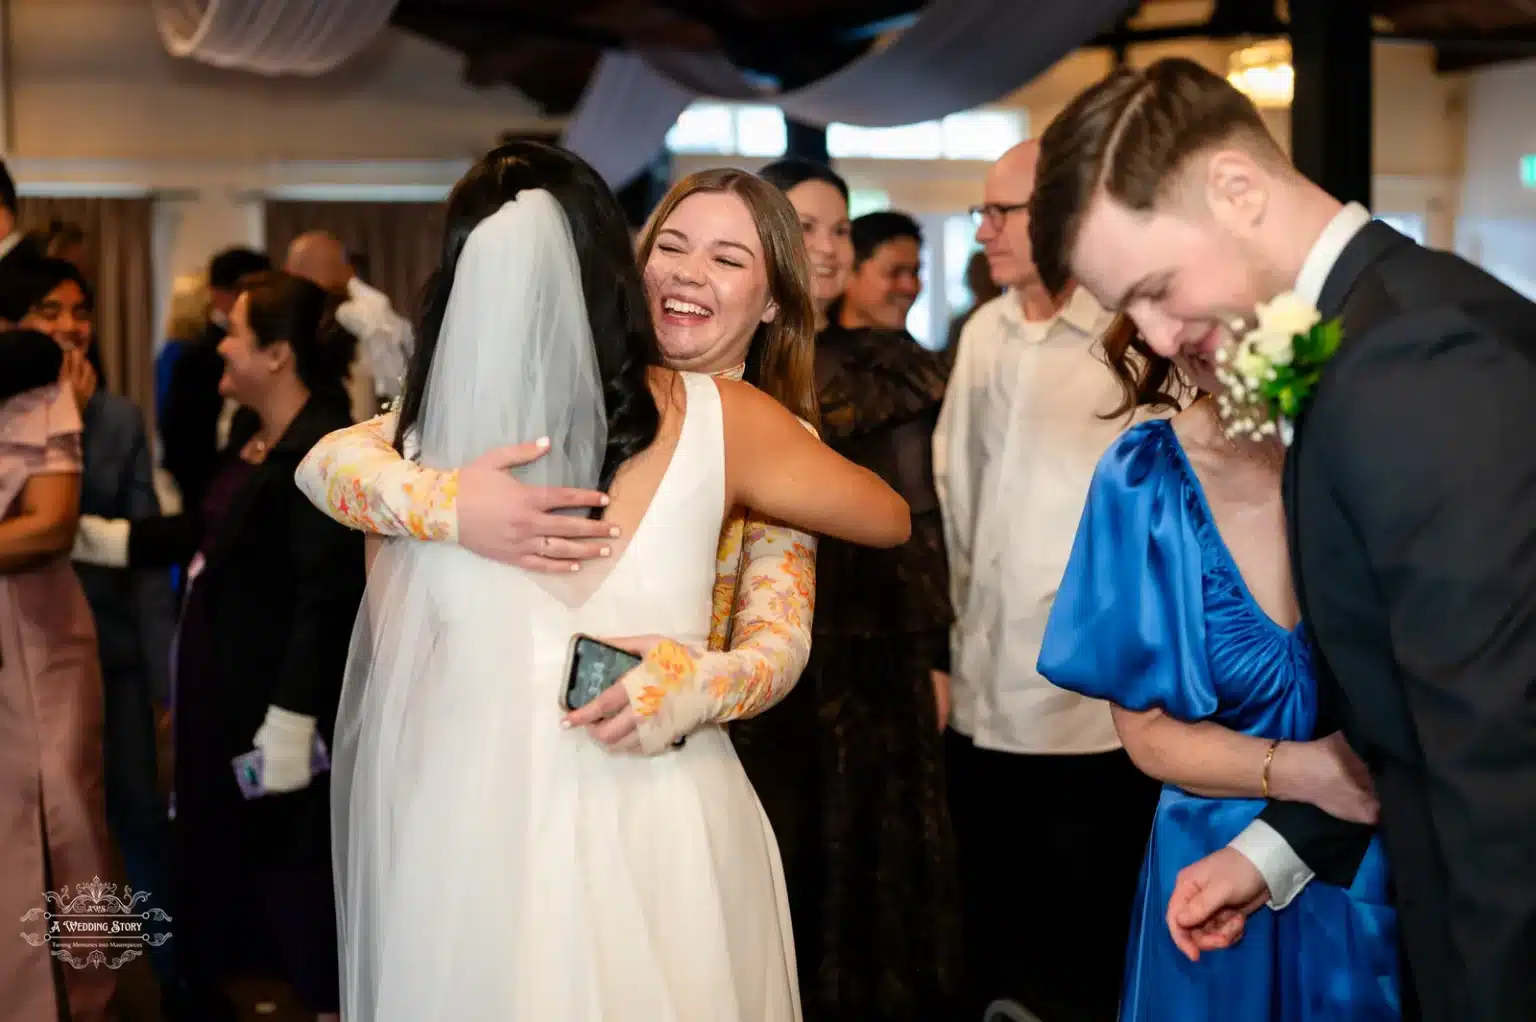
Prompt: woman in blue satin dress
<box><xmin>1037</xmin><ymin>337</ymin><xmax>1401</xmax><ymax>1022</ymax></box>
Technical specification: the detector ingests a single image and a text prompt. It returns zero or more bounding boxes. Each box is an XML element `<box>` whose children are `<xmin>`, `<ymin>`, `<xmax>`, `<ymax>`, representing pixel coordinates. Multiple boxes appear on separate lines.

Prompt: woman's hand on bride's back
<box><xmin>457</xmin><ymin>439</ymin><xmax>621</xmax><ymax>572</ymax></box>
<box><xmin>718</xmin><ymin>380</ymin><xmax>911</xmax><ymax>549</ymax></box>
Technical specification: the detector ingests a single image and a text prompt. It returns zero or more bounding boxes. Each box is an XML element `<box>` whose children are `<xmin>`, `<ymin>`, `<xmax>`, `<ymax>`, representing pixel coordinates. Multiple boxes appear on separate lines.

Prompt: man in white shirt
<box><xmin>934</xmin><ymin>140</ymin><xmax>1163</xmax><ymax>1022</ymax></box>
<box><xmin>1026</xmin><ymin>56</ymin><xmax>1536</xmax><ymax>1022</ymax></box>
<box><xmin>285</xmin><ymin>231</ymin><xmax>413</xmax><ymax>420</ymax></box>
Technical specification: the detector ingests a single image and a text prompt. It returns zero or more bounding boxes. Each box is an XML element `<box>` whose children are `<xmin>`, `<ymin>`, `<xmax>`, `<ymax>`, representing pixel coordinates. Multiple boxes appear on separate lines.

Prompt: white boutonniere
<box><xmin>1214</xmin><ymin>292</ymin><xmax>1342</xmax><ymax>445</ymax></box>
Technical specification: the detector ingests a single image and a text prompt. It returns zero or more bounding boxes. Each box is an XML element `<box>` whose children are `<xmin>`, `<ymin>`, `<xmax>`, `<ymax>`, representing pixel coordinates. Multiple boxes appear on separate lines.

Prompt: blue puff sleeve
<box><xmin>1037</xmin><ymin>420</ymin><xmax>1217</xmax><ymax>720</ymax></box>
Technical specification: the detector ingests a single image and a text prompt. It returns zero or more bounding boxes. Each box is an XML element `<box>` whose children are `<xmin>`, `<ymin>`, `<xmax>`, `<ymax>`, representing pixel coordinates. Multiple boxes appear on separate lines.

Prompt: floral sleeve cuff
<box><xmin>621</xmin><ymin>639</ymin><xmax>708</xmax><ymax>756</ymax></box>
<box><xmin>293</xmin><ymin>413</ymin><xmax>461</xmax><ymax>542</ymax></box>
<box><xmin>618</xmin><ymin>512</ymin><xmax>816</xmax><ymax>755</ymax></box>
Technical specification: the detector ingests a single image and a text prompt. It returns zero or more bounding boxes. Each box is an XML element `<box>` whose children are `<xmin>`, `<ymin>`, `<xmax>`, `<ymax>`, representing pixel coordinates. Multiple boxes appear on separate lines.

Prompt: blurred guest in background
<box><xmin>838</xmin><ymin>211</ymin><xmax>924</xmax><ymax>333</ymax></box>
<box><xmin>285</xmin><ymin>230</ymin><xmax>413</xmax><ymax>418</ymax></box>
<box><xmin>0</xmin><ymin>272</ymin><xmax>115</xmax><ymax>1022</ymax></box>
<box><xmin>13</xmin><ymin>258</ymin><xmax>182</xmax><ymax>994</ymax></box>
<box><xmin>760</xmin><ymin>158</ymin><xmax>853</xmax><ymax>332</ymax></box>
<box><xmin>157</xmin><ymin>274</ymin><xmax>212</xmax><ymax>430</ymax></box>
<box><xmin>160</xmin><ymin>246</ymin><xmax>272</xmax><ymax>518</ymax></box>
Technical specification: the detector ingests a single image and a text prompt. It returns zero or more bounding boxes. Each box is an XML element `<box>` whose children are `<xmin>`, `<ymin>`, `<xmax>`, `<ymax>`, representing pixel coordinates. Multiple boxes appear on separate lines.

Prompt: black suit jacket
<box><xmin>199</xmin><ymin>397</ymin><xmax>363</xmax><ymax>864</ymax></box>
<box><xmin>1264</xmin><ymin>220</ymin><xmax>1536</xmax><ymax>1022</ymax></box>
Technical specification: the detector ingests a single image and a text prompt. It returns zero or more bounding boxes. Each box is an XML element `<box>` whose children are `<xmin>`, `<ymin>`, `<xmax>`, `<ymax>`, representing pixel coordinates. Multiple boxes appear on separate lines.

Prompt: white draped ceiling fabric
<box><xmin>562</xmin><ymin>0</ymin><xmax>1136</xmax><ymax>187</ymax></box>
<box><xmin>152</xmin><ymin>0</ymin><xmax>400</xmax><ymax>75</ymax></box>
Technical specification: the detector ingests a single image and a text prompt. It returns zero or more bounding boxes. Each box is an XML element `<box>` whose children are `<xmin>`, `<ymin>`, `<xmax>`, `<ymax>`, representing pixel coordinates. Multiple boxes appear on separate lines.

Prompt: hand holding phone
<box><xmin>232</xmin><ymin>735</ymin><xmax>332</xmax><ymax>800</ymax></box>
<box><xmin>563</xmin><ymin>634</ymin><xmax>643</xmax><ymax>712</ymax></box>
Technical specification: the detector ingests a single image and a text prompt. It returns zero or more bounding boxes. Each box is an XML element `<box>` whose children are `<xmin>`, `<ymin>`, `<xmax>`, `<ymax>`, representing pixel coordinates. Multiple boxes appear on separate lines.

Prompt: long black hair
<box><xmin>393</xmin><ymin>140</ymin><xmax>661</xmax><ymax>493</ymax></box>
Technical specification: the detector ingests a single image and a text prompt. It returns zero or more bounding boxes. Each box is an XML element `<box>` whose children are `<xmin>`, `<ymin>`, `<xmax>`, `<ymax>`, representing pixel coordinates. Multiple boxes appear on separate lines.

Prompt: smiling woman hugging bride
<box><xmin>324</xmin><ymin>141</ymin><xmax>909</xmax><ymax>1022</ymax></box>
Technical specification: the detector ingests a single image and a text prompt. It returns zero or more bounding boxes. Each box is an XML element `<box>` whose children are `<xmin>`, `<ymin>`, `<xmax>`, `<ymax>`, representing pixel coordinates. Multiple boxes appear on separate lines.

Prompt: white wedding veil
<box><xmin>412</xmin><ymin>187</ymin><xmax>607</xmax><ymax>482</ymax></box>
<box><xmin>329</xmin><ymin>188</ymin><xmax>608</xmax><ymax>1019</ymax></box>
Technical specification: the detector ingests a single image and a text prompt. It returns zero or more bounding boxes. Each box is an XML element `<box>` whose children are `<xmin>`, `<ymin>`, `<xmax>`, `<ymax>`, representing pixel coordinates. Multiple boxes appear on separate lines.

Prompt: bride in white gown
<box><xmin>329</xmin><ymin>141</ymin><xmax>910</xmax><ymax>1022</ymax></box>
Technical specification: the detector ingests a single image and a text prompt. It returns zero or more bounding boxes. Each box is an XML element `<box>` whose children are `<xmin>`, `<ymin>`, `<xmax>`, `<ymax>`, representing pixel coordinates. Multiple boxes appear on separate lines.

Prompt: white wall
<box><xmin>3</xmin><ymin>0</ymin><xmax>554</xmax><ymax>324</ymax></box>
<box><xmin>1454</xmin><ymin>59</ymin><xmax>1536</xmax><ymax>297</ymax></box>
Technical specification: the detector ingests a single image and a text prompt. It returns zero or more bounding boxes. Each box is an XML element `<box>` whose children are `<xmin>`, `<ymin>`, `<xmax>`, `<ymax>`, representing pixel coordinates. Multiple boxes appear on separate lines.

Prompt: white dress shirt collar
<box><xmin>997</xmin><ymin>284</ymin><xmax>1110</xmax><ymax>340</ymax></box>
<box><xmin>0</xmin><ymin>231</ymin><xmax>22</xmax><ymax>262</ymax></box>
<box><xmin>1294</xmin><ymin>202</ymin><xmax>1372</xmax><ymax>308</ymax></box>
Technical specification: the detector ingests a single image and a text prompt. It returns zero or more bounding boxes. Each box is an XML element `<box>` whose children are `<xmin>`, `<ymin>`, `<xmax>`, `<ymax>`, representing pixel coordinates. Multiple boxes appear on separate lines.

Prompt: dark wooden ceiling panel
<box><xmin>392</xmin><ymin>0</ymin><xmax>1536</xmax><ymax>116</ymax></box>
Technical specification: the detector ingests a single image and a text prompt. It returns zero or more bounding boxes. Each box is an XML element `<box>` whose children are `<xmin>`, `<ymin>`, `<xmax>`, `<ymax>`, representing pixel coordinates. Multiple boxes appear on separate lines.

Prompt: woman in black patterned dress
<box><xmin>733</xmin><ymin>159</ymin><xmax>963</xmax><ymax>1022</ymax></box>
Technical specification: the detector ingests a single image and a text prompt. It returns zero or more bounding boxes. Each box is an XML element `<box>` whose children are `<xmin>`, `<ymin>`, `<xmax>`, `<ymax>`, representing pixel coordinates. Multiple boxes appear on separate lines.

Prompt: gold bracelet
<box><xmin>1261</xmin><ymin>740</ymin><xmax>1281</xmax><ymax>799</ymax></box>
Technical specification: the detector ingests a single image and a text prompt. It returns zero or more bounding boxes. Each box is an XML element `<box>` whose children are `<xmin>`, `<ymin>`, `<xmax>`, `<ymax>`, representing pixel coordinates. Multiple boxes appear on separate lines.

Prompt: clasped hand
<box><xmin>1166</xmin><ymin>732</ymin><xmax>1378</xmax><ymax>961</ymax></box>
<box><xmin>456</xmin><ymin>438</ymin><xmax>620</xmax><ymax>571</ymax></box>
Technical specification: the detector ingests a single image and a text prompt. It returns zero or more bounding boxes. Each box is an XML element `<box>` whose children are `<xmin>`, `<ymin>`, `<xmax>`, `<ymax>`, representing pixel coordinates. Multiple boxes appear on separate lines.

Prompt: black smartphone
<box><xmin>563</xmin><ymin>634</ymin><xmax>643</xmax><ymax>712</ymax></box>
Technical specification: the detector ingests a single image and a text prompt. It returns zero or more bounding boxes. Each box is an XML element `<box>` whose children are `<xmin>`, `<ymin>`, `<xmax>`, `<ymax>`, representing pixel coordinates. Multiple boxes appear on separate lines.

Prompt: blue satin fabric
<box><xmin>1039</xmin><ymin>420</ymin><xmax>1401</xmax><ymax>1022</ymax></box>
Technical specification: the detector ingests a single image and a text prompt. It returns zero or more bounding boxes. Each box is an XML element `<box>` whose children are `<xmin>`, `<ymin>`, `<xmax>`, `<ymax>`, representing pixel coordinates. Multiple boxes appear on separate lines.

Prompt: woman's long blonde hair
<box><xmin>163</xmin><ymin>272</ymin><xmax>211</xmax><ymax>342</ymax></box>
<box><xmin>635</xmin><ymin>168</ymin><xmax>820</xmax><ymax>430</ymax></box>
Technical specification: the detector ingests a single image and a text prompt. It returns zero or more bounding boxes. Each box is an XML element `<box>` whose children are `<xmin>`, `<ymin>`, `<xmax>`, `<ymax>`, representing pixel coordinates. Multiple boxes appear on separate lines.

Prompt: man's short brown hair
<box><xmin>1028</xmin><ymin>57</ymin><xmax>1286</xmax><ymax>294</ymax></box>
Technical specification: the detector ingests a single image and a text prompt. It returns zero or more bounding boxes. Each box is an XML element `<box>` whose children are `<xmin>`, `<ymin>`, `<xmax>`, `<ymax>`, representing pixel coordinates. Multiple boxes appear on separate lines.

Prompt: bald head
<box><xmin>987</xmin><ymin>139</ymin><xmax>1040</xmax><ymax>198</ymax></box>
<box><xmin>975</xmin><ymin>139</ymin><xmax>1044</xmax><ymax>292</ymax></box>
<box><xmin>285</xmin><ymin>231</ymin><xmax>351</xmax><ymax>292</ymax></box>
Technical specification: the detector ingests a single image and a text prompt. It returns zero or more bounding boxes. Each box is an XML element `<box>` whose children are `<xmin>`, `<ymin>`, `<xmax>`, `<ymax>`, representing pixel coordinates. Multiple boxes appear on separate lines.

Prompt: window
<box><xmin>665</xmin><ymin>103</ymin><xmax>786</xmax><ymax>157</ymax></box>
<box><xmin>939</xmin><ymin>111</ymin><xmax>1027</xmax><ymax>161</ymax></box>
<box><xmin>828</xmin><ymin>110</ymin><xmax>1026</xmax><ymax>161</ymax></box>
<box><xmin>827</xmin><ymin>120</ymin><xmax>946</xmax><ymax>160</ymax></box>
<box><xmin>943</xmin><ymin>214</ymin><xmax>982</xmax><ymax>314</ymax></box>
<box><xmin>735</xmin><ymin>106</ymin><xmax>789</xmax><ymax>158</ymax></box>
<box><xmin>847</xmin><ymin>189</ymin><xmax>890</xmax><ymax>219</ymax></box>
<box><xmin>665</xmin><ymin>103</ymin><xmax>736</xmax><ymax>154</ymax></box>
<box><xmin>665</xmin><ymin>104</ymin><xmax>1026</xmax><ymax>161</ymax></box>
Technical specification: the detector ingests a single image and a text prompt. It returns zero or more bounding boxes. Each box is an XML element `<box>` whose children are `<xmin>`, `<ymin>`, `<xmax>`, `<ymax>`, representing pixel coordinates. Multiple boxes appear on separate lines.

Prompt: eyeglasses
<box><xmin>969</xmin><ymin>202</ymin><xmax>1029</xmax><ymax>227</ymax></box>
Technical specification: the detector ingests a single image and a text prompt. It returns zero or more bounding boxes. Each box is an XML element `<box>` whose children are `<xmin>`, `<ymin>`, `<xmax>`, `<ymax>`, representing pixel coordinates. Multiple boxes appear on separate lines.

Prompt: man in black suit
<box><xmin>158</xmin><ymin>245</ymin><xmax>270</xmax><ymax>515</ymax></box>
<box><xmin>1026</xmin><ymin>58</ymin><xmax>1535</xmax><ymax>1022</ymax></box>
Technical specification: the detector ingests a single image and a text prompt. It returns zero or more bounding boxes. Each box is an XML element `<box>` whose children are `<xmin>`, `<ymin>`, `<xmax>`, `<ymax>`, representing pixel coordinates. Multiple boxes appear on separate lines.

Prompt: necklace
<box><xmin>1200</xmin><ymin>395</ymin><xmax>1284</xmax><ymax>470</ymax></box>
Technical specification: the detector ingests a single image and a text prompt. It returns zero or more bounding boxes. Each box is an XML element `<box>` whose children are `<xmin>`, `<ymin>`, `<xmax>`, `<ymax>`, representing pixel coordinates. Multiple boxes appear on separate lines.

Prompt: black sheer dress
<box><xmin>732</xmin><ymin>323</ymin><xmax>963</xmax><ymax>1022</ymax></box>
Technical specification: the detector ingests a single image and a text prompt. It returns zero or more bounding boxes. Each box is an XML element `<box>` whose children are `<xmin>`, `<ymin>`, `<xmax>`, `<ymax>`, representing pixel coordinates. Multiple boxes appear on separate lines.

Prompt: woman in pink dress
<box><xmin>0</xmin><ymin>370</ymin><xmax>115</xmax><ymax>1022</ymax></box>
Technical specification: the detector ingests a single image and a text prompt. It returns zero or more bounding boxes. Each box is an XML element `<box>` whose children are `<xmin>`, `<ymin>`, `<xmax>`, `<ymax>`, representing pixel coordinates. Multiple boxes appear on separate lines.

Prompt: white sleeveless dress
<box><xmin>332</xmin><ymin>372</ymin><xmax>800</xmax><ymax>1021</ymax></box>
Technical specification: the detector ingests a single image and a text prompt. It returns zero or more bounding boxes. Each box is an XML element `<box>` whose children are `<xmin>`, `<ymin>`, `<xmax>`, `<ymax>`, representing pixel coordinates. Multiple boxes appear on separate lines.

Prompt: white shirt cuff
<box><xmin>71</xmin><ymin>515</ymin><xmax>131</xmax><ymax>569</ymax></box>
<box><xmin>1229</xmin><ymin>819</ymin><xmax>1315</xmax><ymax>910</ymax></box>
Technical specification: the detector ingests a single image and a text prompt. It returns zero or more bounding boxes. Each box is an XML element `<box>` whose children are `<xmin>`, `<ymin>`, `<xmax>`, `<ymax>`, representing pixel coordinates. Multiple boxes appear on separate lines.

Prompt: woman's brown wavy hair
<box><xmin>635</xmin><ymin>168</ymin><xmax>820</xmax><ymax>430</ymax></box>
<box><xmin>1099</xmin><ymin>313</ymin><xmax>1185</xmax><ymax>420</ymax></box>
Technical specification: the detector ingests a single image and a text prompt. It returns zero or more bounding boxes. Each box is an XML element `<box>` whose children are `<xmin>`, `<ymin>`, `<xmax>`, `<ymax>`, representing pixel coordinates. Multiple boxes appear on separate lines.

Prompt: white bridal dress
<box><xmin>328</xmin><ymin>190</ymin><xmax>799</xmax><ymax>1022</ymax></box>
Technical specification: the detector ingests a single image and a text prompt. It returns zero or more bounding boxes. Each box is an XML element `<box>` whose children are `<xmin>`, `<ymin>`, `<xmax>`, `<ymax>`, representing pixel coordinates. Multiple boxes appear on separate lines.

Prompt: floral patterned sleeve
<box><xmin>620</xmin><ymin>427</ymin><xmax>820</xmax><ymax>755</ymax></box>
<box><xmin>292</xmin><ymin>411</ymin><xmax>459</xmax><ymax>542</ymax></box>
<box><xmin>296</xmin><ymin>406</ymin><xmax>819</xmax><ymax>757</ymax></box>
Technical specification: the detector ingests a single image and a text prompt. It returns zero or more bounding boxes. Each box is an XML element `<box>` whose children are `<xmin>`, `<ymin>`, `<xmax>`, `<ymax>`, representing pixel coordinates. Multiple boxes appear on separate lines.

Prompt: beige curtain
<box><xmin>18</xmin><ymin>197</ymin><xmax>157</xmax><ymax>425</ymax></box>
<box><xmin>264</xmin><ymin>200</ymin><xmax>445</xmax><ymax>327</ymax></box>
